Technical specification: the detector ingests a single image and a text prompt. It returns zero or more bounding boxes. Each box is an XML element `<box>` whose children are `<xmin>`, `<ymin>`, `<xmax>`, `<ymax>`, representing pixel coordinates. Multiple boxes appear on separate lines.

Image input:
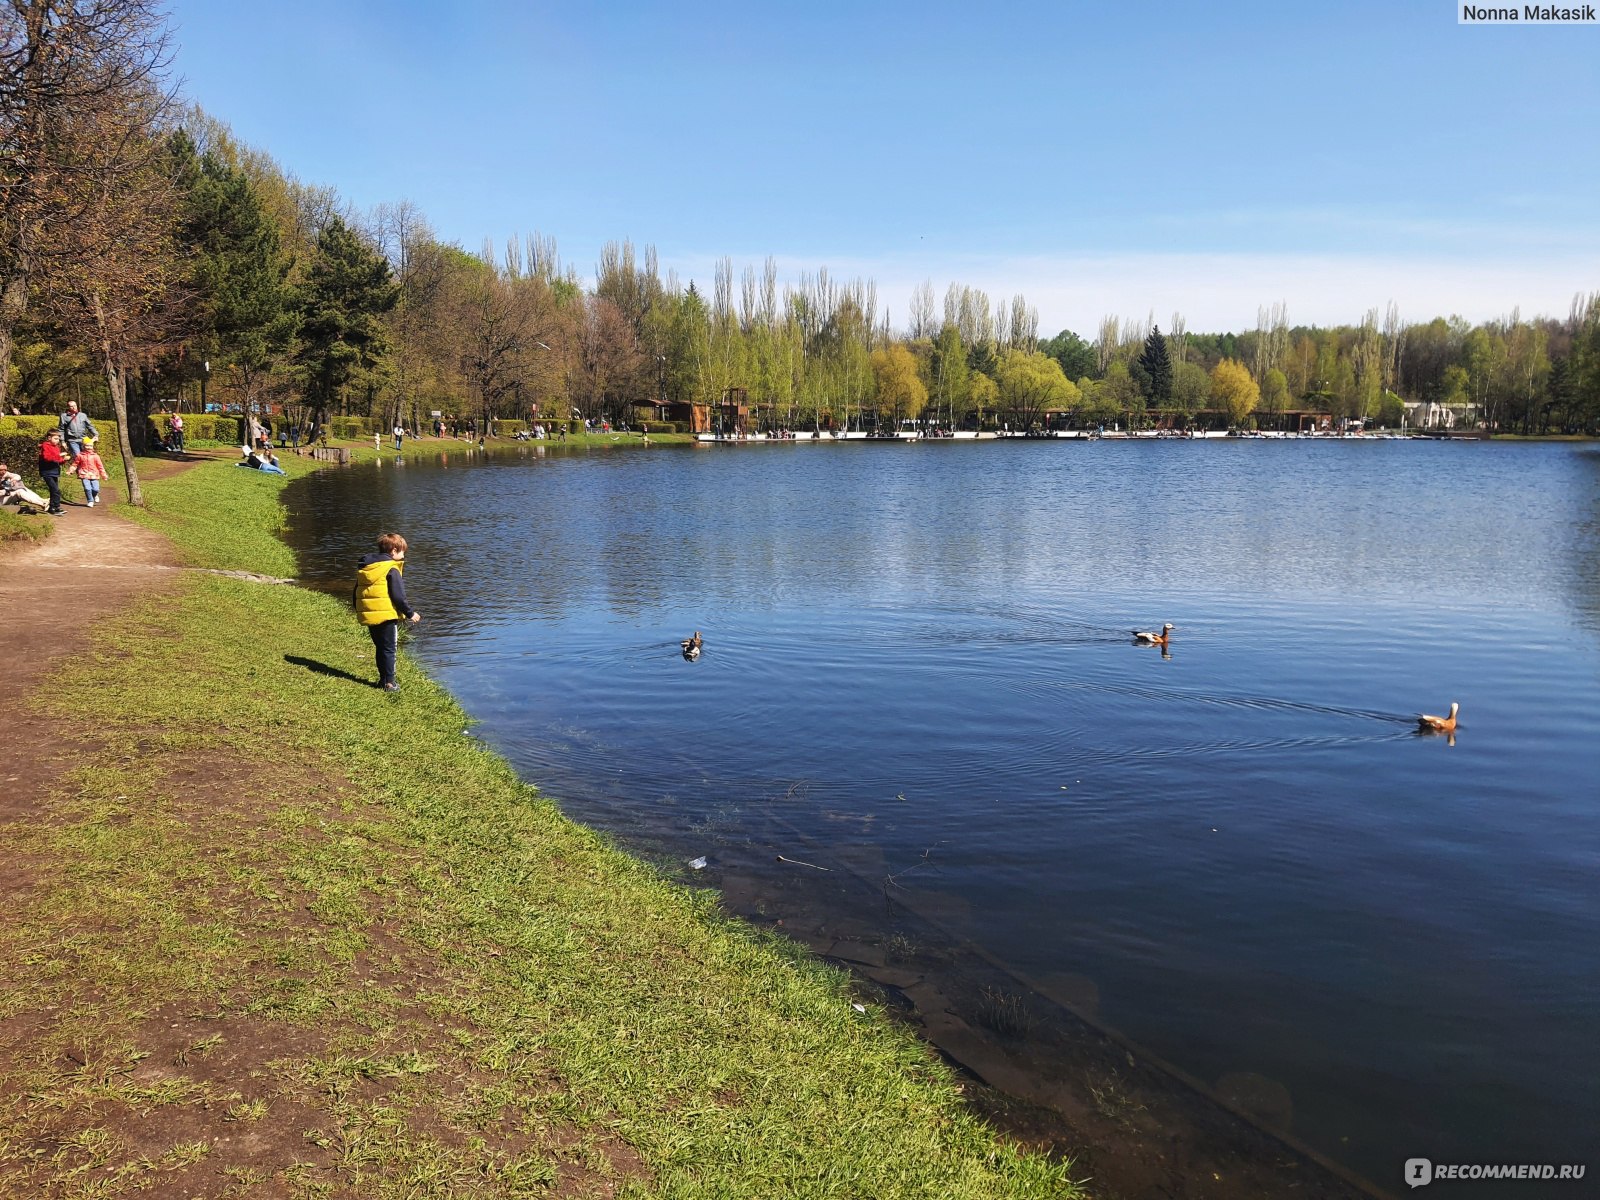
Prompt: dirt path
<box><xmin>0</xmin><ymin>465</ymin><xmax>186</xmax><ymax>839</ymax></box>
<box><xmin>0</xmin><ymin>477</ymin><xmax>180</xmax><ymax>694</ymax></box>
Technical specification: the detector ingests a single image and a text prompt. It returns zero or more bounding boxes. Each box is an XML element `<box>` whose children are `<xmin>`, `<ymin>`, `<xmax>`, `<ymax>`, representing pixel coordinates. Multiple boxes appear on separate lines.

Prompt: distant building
<box><xmin>1403</xmin><ymin>401</ymin><xmax>1479</xmax><ymax>430</ymax></box>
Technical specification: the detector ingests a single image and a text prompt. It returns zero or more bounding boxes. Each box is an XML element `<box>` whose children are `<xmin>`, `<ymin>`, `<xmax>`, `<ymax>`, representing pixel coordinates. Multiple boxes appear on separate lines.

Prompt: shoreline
<box><xmin>0</xmin><ymin>449</ymin><xmax>1078</xmax><ymax>1198</ymax></box>
<box><xmin>2</xmin><ymin>443</ymin><xmax>1389</xmax><ymax>1197</ymax></box>
<box><xmin>283</xmin><ymin>440</ymin><xmax>1392</xmax><ymax>1199</ymax></box>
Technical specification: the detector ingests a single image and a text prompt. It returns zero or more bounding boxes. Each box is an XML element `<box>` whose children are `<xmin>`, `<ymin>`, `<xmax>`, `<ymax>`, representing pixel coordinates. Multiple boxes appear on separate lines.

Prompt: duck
<box><xmin>1132</xmin><ymin>623</ymin><xmax>1174</xmax><ymax>646</ymax></box>
<box><xmin>1417</xmin><ymin>701</ymin><xmax>1459</xmax><ymax>733</ymax></box>
<box><xmin>680</xmin><ymin>631</ymin><xmax>703</xmax><ymax>661</ymax></box>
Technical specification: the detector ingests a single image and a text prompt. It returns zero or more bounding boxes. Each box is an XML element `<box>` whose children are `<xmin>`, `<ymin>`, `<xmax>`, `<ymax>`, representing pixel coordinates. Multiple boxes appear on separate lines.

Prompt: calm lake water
<box><xmin>284</xmin><ymin>439</ymin><xmax>1600</xmax><ymax>1189</ymax></box>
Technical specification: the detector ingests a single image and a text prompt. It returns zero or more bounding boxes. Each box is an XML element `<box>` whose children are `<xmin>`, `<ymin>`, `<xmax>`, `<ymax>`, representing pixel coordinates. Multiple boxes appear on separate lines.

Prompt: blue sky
<box><xmin>165</xmin><ymin>0</ymin><xmax>1598</xmax><ymax>335</ymax></box>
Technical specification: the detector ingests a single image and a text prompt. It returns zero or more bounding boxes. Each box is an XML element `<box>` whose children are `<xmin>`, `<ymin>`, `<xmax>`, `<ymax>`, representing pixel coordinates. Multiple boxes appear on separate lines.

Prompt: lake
<box><xmin>283</xmin><ymin>438</ymin><xmax>1600</xmax><ymax>1192</ymax></box>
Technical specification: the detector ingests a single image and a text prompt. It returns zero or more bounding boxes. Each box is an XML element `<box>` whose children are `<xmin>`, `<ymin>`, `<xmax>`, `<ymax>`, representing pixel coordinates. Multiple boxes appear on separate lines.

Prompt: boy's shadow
<box><xmin>284</xmin><ymin>654</ymin><xmax>371</xmax><ymax>686</ymax></box>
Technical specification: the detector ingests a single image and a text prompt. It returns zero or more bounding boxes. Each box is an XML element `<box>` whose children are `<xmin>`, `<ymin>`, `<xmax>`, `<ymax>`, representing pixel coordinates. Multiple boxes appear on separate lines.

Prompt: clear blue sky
<box><xmin>165</xmin><ymin>0</ymin><xmax>1598</xmax><ymax>335</ymax></box>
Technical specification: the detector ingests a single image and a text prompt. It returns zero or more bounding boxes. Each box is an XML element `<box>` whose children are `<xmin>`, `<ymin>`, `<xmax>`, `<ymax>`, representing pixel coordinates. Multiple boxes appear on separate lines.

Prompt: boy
<box><xmin>353</xmin><ymin>532</ymin><xmax>421</xmax><ymax>691</ymax></box>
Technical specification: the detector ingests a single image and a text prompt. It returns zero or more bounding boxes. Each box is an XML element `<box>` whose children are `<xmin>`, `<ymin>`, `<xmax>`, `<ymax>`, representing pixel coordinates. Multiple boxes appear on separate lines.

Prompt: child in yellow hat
<box><xmin>73</xmin><ymin>436</ymin><xmax>109</xmax><ymax>507</ymax></box>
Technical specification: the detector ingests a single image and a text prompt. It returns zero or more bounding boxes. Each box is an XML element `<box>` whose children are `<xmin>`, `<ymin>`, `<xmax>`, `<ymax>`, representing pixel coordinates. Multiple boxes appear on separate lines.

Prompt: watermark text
<box><xmin>1406</xmin><ymin>1158</ymin><xmax>1587</xmax><ymax>1187</ymax></box>
<box><xmin>1459</xmin><ymin>4</ymin><xmax>1597</xmax><ymax>22</ymax></box>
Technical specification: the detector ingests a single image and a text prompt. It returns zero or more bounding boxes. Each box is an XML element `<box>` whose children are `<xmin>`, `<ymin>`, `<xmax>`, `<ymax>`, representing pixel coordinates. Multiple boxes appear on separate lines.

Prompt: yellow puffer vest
<box><xmin>354</xmin><ymin>559</ymin><xmax>402</xmax><ymax>625</ymax></box>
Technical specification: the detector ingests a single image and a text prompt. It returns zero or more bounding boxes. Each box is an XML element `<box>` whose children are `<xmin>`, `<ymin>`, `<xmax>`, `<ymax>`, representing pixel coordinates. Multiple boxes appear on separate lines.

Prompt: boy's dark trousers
<box><xmin>369</xmin><ymin>620</ymin><xmax>399</xmax><ymax>686</ymax></box>
<box><xmin>41</xmin><ymin>467</ymin><xmax>62</xmax><ymax>512</ymax></box>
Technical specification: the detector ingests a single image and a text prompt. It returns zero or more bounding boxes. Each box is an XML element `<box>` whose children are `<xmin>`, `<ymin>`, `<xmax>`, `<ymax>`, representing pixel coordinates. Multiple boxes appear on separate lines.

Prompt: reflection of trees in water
<box><xmin>1571</xmin><ymin>450</ymin><xmax>1600</xmax><ymax>635</ymax></box>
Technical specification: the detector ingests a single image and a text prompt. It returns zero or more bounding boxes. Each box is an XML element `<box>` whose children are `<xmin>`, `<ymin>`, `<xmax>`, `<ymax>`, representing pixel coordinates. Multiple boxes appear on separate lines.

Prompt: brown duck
<box><xmin>1417</xmin><ymin>702</ymin><xmax>1459</xmax><ymax>734</ymax></box>
<box><xmin>1132</xmin><ymin>623</ymin><xmax>1174</xmax><ymax>646</ymax></box>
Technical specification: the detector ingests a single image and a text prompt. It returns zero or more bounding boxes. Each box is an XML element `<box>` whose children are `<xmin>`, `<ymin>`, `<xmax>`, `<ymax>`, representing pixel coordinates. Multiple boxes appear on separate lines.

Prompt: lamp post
<box><xmin>656</xmin><ymin>354</ymin><xmax>666</xmax><ymax>430</ymax></box>
<box><xmin>201</xmin><ymin>360</ymin><xmax>209</xmax><ymax>411</ymax></box>
<box><xmin>533</xmin><ymin>341</ymin><xmax>552</xmax><ymax>432</ymax></box>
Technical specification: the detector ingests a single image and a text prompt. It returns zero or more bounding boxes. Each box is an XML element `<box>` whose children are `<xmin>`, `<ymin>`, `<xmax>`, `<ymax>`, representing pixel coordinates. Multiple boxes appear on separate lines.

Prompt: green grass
<box><xmin>119</xmin><ymin>453</ymin><xmax>316</xmax><ymax>575</ymax></box>
<box><xmin>0</xmin><ymin>506</ymin><xmax>53</xmax><ymax>542</ymax></box>
<box><xmin>0</xmin><ymin>457</ymin><xmax>1083</xmax><ymax>1199</ymax></box>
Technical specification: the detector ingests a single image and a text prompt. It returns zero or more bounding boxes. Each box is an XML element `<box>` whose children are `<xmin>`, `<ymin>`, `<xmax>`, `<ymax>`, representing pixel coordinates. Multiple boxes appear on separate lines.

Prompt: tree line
<box><xmin>4</xmin><ymin>1</ymin><xmax>1598</xmax><ymax>505</ymax></box>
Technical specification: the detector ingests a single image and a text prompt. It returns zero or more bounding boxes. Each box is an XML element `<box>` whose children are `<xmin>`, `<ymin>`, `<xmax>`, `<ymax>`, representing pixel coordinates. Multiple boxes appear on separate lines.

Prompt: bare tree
<box><xmin>0</xmin><ymin>0</ymin><xmax>174</xmax><ymax>411</ymax></box>
<box><xmin>909</xmin><ymin>279</ymin><xmax>936</xmax><ymax>340</ymax></box>
<box><xmin>955</xmin><ymin>286</ymin><xmax>993</xmax><ymax>350</ymax></box>
<box><xmin>36</xmin><ymin>107</ymin><xmax>183</xmax><ymax>505</ymax></box>
<box><xmin>1096</xmin><ymin>315</ymin><xmax>1120</xmax><ymax>373</ymax></box>
<box><xmin>1252</xmin><ymin>301</ymin><xmax>1290</xmax><ymax>381</ymax></box>
<box><xmin>1350</xmin><ymin>307</ymin><xmax>1383</xmax><ymax>422</ymax></box>
<box><xmin>739</xmin><ymin>263</ymin><xmax>758</xmax><ymax>332</ymax></box>
<box><xmin>713</xmin><ymin>256</ymin><xmax>734</xmax><ymax>326</ymax></box>
<box><xmin>1007</xmin><ymin>295</ymin><xmax>1039</xmax><ymax>353</ymax></box>
<box><xmin>759</xmin><ymin>256</ymin><xmax>778</xmax><ymax>330</ymax></box>
<box><xmin>1381</xmin><ymin>300</ymin><xmax>1406</xmax><ymax>394</ymax></box>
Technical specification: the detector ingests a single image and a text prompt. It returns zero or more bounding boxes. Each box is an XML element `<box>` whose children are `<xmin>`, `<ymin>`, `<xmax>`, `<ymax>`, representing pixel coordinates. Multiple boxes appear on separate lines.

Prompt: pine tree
<box><xmin>294</xmin><ymin>216</ymin><xmax>397</xmax><ymax>420</ymax></box>
<box><xmin>176</xmin><ymin>134</ymin><xmax>293</xmax><ymax>427</ymax></box>
<box><xmin>1138</xmin><ymin>325</ymin><xmax>1173</xmax><ymax>405</ymax></box>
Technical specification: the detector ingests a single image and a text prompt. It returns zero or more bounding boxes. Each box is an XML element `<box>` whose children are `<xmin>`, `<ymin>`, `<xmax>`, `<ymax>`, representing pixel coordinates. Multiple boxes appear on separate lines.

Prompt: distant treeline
<box><xmin>4</xmin><ymin>2</ymin><xmax>1597</xmax><ymax>446</ymax></box>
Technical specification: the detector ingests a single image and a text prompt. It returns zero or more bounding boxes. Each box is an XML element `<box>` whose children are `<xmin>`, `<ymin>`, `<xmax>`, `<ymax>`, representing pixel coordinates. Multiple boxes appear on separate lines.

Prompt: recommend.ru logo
<box><xmin>1405</xmin><ymin>1157</ymin><xmax>1588</xmax><ymax>1186</ymax></box>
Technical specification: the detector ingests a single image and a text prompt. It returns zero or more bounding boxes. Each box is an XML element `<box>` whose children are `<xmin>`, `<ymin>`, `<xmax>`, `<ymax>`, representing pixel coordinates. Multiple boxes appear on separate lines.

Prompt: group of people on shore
<box><xmin>1</xmin><ymin>402</ymin><xmax>109</xmax><ymax>516</ymax></box>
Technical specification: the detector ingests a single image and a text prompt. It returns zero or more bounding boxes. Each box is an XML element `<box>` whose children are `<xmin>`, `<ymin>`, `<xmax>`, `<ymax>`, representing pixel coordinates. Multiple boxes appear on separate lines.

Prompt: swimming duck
<box><xmin>1132</xmin><ymin>623</ymin><xmax>1174</xmax><ymax>646</ymax></box>
<box><xmin>1417</xmin><ymin>702</ymin><xmax>1459</xmax><ymax>733</ymax></box>
<box><xmin>681</xmin><ymin>631</ymin><xmax>703</xmax><ymax>660</ymax></box>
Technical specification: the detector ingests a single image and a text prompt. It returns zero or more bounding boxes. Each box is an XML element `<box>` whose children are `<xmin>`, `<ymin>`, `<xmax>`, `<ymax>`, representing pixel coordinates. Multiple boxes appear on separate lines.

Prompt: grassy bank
<box><xmin>0</xmin><ymin>456</ymin><xmax>1080</xmax><ymax>1198</ymax></box>
<box><xmin>0</xmin><ymin>507</ymin><xmax>51</xmax><ymax>542</ymax></box>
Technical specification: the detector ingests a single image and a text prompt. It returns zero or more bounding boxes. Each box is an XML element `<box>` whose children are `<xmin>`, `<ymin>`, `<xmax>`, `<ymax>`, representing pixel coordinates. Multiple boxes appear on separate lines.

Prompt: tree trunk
<box><xmin>130</xmin><ymin>367</ymin><xmax>156</xmax><ymax>455</ymax></box>
<box><xmin>0</xmin><ymin>272</ymin><xmax>27</xmax><ymax>412</ymax></box>
<box><xmin>106</xmin><ymin>356</ymin><xmax>144</xmax><ymax>507</ymax></box>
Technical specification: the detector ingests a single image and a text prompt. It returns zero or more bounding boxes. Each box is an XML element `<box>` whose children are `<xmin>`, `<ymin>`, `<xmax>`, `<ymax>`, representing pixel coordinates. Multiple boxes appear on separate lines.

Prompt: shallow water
<box><xmin>285</xmin><ymin>438</ymin><xmax>1600</xmax><ymax>1189</ymax></box>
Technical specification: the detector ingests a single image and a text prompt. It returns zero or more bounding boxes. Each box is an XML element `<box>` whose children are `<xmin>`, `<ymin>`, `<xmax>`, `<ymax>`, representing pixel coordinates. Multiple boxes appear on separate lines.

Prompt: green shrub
<box><xmin>0</xmin><ymin>423</ymin><xmax>121</xmax><ymax>485</ymax></box>
<box><xmin>148</xmin><ymin>414</ymin><xmax>243</xmax><ymax>445</ymax></box>
<box><xmin>0</xmin><ymin>415</ymin><xmax>60</xmax><ymax>437</ymax></box>
<box><xmin>0</xmin><ymin>433</ymin><xmax>45</xmax><ymax>485</ymax></box>
<box><xmin>327</xmin><ymin>416</ymin><xmax>378</xmax><ymax>440</ymax></box>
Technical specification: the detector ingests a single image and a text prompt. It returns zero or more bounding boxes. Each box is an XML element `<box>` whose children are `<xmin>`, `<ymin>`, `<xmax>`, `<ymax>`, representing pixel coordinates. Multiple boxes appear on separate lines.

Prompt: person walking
<box><xmin>167</xmin><ymin>411</ymin><xmax>185</xmax><ymax>452</ymax></box>
<box><xmin>393</xmin><ymin>421</ymin><xmax>404</xmax><ymax>451</ymax></box>
<box><xmin>353</xmin><ymin>532</ymin><xmax>421</xmax><ymax>692</ymax></box>
<box><xmin>38</xmin><ymin>429</ymin><xmax>69</xmax><ymax>515</ymax></box>
<box><xmin>73</xmin><ymin>437</ymin><xmax>109</xmax><ymax>507</ymax></box>
<box><xmin>59</xmin><ymin>401</ymin><xmax>97</xmax><ymax>458</ymax></box>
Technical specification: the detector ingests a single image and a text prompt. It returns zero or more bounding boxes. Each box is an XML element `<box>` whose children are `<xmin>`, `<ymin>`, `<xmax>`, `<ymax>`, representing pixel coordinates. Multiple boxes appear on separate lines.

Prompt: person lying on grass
<box><xmin>0</xmin><ymin>462</ymin><xmax>50</xmax><ymax>513</ymax></box>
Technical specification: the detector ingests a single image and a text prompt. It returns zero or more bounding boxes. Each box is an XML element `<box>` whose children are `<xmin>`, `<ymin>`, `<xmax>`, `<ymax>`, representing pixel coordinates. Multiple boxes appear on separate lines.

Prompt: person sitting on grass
<box><xmin>0</xmin><ymin>462</ymin><xmax>50</xmax><ymax>513</ymax></box>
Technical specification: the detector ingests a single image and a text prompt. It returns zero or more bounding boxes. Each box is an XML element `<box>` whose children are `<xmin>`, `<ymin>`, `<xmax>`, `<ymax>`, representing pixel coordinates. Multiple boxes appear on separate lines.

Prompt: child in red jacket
<box><xmin>38</xmin><ymin>429</ymin><xmax>69</xmax><ymax>515</ymax></box>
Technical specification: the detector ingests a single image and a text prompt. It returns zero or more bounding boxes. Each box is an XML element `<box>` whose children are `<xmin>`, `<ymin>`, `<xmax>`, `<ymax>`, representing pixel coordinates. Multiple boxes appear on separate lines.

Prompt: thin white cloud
<box><xmin>1139</xmin><ymin>206</ymin><xmax>1598</xmax><ymax>251</ymax></box>
<box><xmin>662</xmin><ymin>249</ymin><xmax>1599</xmax><ymax>334</ymax></box>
